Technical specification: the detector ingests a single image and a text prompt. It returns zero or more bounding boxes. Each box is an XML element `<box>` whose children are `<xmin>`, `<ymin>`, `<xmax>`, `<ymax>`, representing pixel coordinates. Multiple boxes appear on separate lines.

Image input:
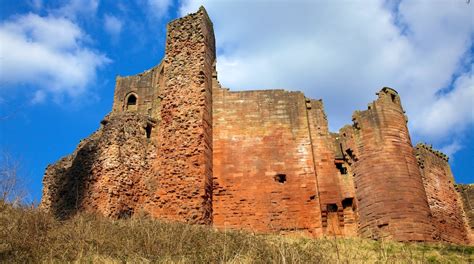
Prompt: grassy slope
<box><xmin>0</xmin><ymin>203</ymin><xmax>472</xmax><ymax>263</ymax></box>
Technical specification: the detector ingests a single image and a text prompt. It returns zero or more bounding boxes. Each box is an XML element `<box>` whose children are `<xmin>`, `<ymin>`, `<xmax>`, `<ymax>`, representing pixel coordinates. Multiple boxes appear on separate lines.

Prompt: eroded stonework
<box><xmin>40</xmin><ymin>7</ymin><xmax>472</xmax><ymax>245</ymax></box>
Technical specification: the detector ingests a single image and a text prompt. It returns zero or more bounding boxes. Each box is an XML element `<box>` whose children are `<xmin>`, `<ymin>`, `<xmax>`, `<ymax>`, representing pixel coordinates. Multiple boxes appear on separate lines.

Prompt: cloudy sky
<box><xmin>0</xmin><ymin>0</ymin><xmax>472</xmax><ymax>202</ymax></box>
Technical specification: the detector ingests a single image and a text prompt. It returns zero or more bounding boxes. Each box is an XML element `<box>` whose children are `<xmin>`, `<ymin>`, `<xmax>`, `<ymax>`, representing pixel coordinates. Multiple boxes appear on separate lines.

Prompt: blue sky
<box><xmin>0</xmin><ymin>0</ymin><xmax>472</xmax><ymax>203</ymax></box>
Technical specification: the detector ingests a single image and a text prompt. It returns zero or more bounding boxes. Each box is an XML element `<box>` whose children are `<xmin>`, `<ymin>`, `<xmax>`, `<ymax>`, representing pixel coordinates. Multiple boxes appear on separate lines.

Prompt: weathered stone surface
<box><xmin>415</xmin><ymin>144</ymin><xmax>470</xmax><ymax>244</ymax></box>
<box><xmin>338</xmin><ymin>88</ymin><xmax>436</xmax><ymax>242</ymax></box>
<box><xmin>41</xmin><ymin>112</ymin><xmax>156</xmax><ymax>219</ymax></box>
<box><xmin>40</xmin><ymin>7</ymin><xmax>471</xmax><ymax>245</ymax></box>
<box><xmin>212</xmin><ymin>87</ymin><xmax>324</xmax><ymax>236</ymax></box>
<box><xmin>149</xmin><ymin>6</ymin><xmax>215</xmax><ymax>225</ymax></box>
<box><xmin>456</xmin><ymin>184</ymin><xmax>474</xmax><ymax>242</ymax></box>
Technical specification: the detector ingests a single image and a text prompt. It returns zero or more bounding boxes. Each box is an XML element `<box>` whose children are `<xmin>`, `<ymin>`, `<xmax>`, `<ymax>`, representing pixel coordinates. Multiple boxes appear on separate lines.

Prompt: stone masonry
<box><xmin>40</xmin><ymin>7</ymin><xmax>472</xmax><ymax>245</ymax></box>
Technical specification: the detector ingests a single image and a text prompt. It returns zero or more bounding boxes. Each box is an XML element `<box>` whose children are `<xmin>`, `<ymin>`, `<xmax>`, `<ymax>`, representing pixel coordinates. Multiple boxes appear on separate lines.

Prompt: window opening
<box><xmin>327</xmin><ymin>204</ymin><xmax>338</xmax><ymax>212</ymax></box>
<box><xmin>126</xmin><ymin>94</ymin><xmax>137</xmax><ymax>111</ymax></box>
<box><xmin>127</xmin><ymin>94</ymin><xmax>137</xmax><ymax>105</ymax></box>
<box><xmin>335</xmin><ymin>162</ymin><xmax>347</xmax><ymax>175</ymax></box>
<box><xmin>342</xmin><ymin>198</ymin><xmax>353</xmax><ymax>209</ymax></box>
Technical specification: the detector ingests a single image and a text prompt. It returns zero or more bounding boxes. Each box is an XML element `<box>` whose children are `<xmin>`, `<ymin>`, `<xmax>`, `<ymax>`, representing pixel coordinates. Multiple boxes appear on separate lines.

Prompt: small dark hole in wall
<box><xmin>146</xmin><ymin>124</ymin><xmax>152</xmax><ymax>139</ymax></box>
<box><xmin>346</xmin><ymin>148</ymin><xmax>357</xmax><ymax>161</ymax></box>
<box><xmin>342</xmin><ymin>198</ymin><xmax>353</xmax><ymax>209</ymax></box>
<box><xmin>309</xmin><ymin>195</ymin><xmax>316</xmax><ymax>200</ymax></box>
<box><xmin>391</xmin><ymin>94</ymin><xmax>396</xmax><ymax>103</ymax></box>
<box><xmin>274</xmin><ymin>174</ymin><xmax>286</xmax><ymax>183</ymax></box>
<box><xmin>353</xmin><ymin>121</ymin><xmax>360</xmax><ymax>130</ymax></box>
<box><xmin>118</xmin><ymin>209</ymin><xmax>133</xmax><ymax>219</ymax></box>
<box><xmin>327</xmin><ymin>204</ymin><xmax>338</xmax><ymax>212</ymax></box>
<box><xmin>335</xmin><ymin>162</ymin><xmax>347</xmax><ymax>175</ymax></box>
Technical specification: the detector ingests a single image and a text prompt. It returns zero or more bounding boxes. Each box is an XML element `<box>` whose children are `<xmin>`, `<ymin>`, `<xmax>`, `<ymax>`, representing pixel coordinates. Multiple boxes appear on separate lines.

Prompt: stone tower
<box><xmin>40</xmin><ymin>7</ymin><xmax>215</xmax><ymax>224</ymax></box>
<box><xmin>149</xmin><ymin>6</ymin><xmax>215</xmax><ymax>224</ymax></box>
<box><xmin>339</xmin><ymin>88</ymin><xmax>435</xmax><ymax>241</ymax></box>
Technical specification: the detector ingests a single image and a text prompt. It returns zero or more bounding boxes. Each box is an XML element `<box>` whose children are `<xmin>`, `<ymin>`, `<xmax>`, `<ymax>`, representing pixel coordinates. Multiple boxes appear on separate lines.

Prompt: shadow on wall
<box><xmin>50</xmin><ymin>140</ymin><xmax>98</xmax><ymax>219</ymax></box>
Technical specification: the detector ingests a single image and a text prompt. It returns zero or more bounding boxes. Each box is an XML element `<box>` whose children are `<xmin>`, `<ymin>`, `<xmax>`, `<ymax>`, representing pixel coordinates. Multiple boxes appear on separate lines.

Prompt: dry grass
<box><xmin>0</xmin><ymin>202</ymin><xmax>472</xmax><ymax>263</ymax></box>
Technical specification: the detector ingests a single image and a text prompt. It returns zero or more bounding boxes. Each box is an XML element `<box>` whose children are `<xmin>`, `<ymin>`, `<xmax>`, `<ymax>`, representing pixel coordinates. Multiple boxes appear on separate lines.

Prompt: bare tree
<box><xmin>0</xmin><ymin>151</ymin><xmax>27</xmax><ymax>206</ymax></box>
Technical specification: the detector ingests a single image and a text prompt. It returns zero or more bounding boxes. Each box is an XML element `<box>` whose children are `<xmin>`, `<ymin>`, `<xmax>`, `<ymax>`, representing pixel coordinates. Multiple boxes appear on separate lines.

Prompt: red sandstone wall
<box><xmin>40</xmin><ymin>113</ymin><xmax>156</xmax><ymax>218</ymax></box>
<box><xmin>148</xmin><ymin>7</ymin><xmax>215</xmax><ymax>224</ymax></box>
<box><xmin>112</xmin><ymin>63</ymin><xmax>163</xmax><ymax>118</ymax></box>
<box><xmin>306</xmin><ymin>100</ymin><xmax>357</xmax><ymax>236</ymax></box>
<box><xmin>212</xmin><ymin>86</ymin><xmax>323</xmax><ymax>236</ymax></box>
<box><xmin>339</xmin><ymin>88</ymin><xmax>435</xmax><ymax>241</ymax></box>
<box><xmin>456</xmin><ymin>184</ymin><xmax>474</xmax><ymax>244</ymax></box>
<box><xmin>416</xmin><ymin>144</ymin><xmax>470</xmax><ymax>244</ymax></box>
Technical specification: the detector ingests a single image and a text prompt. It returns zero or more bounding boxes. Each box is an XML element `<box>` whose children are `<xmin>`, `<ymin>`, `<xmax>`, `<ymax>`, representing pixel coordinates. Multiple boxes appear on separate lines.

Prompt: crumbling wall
<box><xmin>306</xmin><ymin>100</ymin><xmax>357</xmax><ymax>236</ymax></box>
<box><xmin>456</xmin><ymin>184</ymin><xmax>474</xmax><ymax>243</ymax></box>
<box><xmin>149</xmin><ymin>7</ymin><xmax>215</xmax><ymax>224</ymax></box>
<box><xmin>40</xmin><ymin>113</ymin><xmax>157</xmax><ymax>218</ymax></box>
<box><xmin>339</xmin><ymin>88</ymin><xmax>435</xmax><ymax>241</ymax></box>
<box><xmin>212</xmin><ymin>86</ymin><xmax>323</xmax><ymax>236</ymax></box>
<box><xmin>415</xmin><ymin>143</ymin><xmax>470</xmax><ymax>244</ymax></box>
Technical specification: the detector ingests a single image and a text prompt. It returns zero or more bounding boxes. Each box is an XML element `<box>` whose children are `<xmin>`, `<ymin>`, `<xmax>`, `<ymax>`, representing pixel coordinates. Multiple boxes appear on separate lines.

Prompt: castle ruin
<box><xmin>40</xmin><ymin>7</ymin><xmax>473</xmax><ymax>245</ymax></box>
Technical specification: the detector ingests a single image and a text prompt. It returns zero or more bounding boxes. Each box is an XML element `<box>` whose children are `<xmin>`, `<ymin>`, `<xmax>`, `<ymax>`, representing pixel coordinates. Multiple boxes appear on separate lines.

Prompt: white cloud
<box><xmin>180</xmin><ymin>0</ymin><xmax>473</xmax><ymax>153</ymax></box>
<box><xmin>413</xmin><ymin>72</ymin><xmax>474</xmax><ymax>141</ymax></box>
<box><xmin>52</xmin><ymin>0</ymin><xmax>99</xmax><ymax>20</ymax></box>
<box><xmin>440</xmin><ymin>140</ymin><xmax>463</xmax><ymax>159</ymax></box>
<box><xmin>104</xmin><ymin>14</ymin><xmax>123</xmax><ymax>39</ymax></box>
<box><xmin>0</xmin><ymin>13</ymin><xmax>110</xmax><ymax>100</ymax></box>
<box><xmin>147</xmin><ymin>0</ymin><xmax>173</xmax><ymax>19</ymax></box>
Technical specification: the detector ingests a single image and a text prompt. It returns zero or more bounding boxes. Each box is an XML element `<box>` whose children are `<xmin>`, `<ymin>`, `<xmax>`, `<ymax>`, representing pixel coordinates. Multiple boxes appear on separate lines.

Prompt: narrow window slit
<box><xmin>146</xmin><ymin>124</ymin><xmax>152</xmax><ymax>139</ymax></box>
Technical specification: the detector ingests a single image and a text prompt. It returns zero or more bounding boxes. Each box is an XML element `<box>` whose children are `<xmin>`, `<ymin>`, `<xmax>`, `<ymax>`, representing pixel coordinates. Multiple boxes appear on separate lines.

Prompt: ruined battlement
<box><xmin>415</xmin><ymin>143</ymin><xmax>449</xmax><ymax>162</ymax></box>
<box><xmin>40</xmin><ymin>7</ymin><xmax>472</xmax><ymax>245</ymax></box>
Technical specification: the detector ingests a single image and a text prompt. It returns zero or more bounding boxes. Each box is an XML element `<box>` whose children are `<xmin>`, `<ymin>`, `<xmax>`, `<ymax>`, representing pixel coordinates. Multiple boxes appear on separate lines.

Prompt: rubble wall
<box><xmin>40</xmin><ymin>113</ymin><xmax>156</xmax><ymax>218</ymax></box>
<box><xmin>149</xmin><ymin>7</ymin><xmax>215</xmax><ymax>224</ymax></box>
<box><xmin>212</xmin><ymin>87</ymin><xmax>323</xmax><ymax>236</ymax></box>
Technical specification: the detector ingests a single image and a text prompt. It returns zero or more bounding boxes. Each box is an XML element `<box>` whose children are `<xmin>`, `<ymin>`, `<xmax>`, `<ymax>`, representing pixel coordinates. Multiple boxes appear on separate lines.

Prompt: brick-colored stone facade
<box><xmin>338</xmin><ymin>88</ymin><xmax>436</xmax><ymax>242</ymax></box>
<box><xmin>456</xmin><ymin>184</ymin><xmax>474</xmax><ymax>243</ymax></box>
<box><xmin>415</xmin><ymin>144</ymin><xmax>471</xmax><ymax>244</ymax></box>
<box><xmin>40</xmin><ymin>7</ymin><xmax>472</xmax><ymax>245</ymax></box>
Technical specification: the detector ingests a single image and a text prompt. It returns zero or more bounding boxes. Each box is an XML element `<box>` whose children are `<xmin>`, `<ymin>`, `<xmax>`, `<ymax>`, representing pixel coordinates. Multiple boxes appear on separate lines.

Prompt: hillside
<box><xmin>1</xmin><ymin>202</ymin><xmax>472</xmax><ymax>263</ymax></box>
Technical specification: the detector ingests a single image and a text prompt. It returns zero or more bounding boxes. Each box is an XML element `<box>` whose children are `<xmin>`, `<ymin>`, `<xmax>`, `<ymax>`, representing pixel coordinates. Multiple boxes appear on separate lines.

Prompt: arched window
<box><xmin>125</xmin><ymin>93</ymin><xmax>138</xmax><ymax>111</ymax></box>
